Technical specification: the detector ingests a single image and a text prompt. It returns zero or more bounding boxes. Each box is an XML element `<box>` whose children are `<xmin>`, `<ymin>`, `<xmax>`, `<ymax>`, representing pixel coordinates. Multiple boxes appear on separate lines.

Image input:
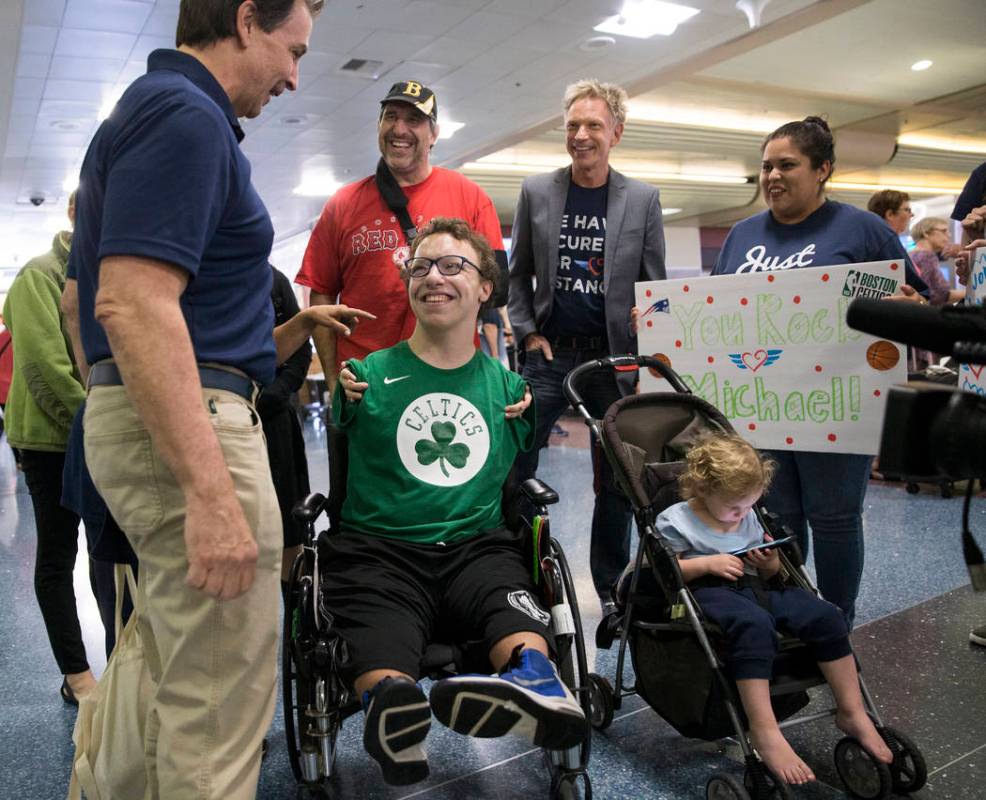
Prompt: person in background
<box><xmin>712</xmin><ymin>117</ymin><xmax>928</xmax><ymax>628</ymax></box>
<box><xmin>257</xmin><ymin>264</ymin><xmax>312</xmax><ymax>593</ymax></box>
<box><xmin>951</xmin><ymin>163</ymin><xmax>986</xmax><ymax>648</ymax></box>
<box><xmin>867</xmin><ymin>189</ymin><xmax>913</xmax><ymax>236</ymax></box>
<box><xmin>3</xmin><ymin>190</ymin><xmax>98</xmax><ymax>705</ymax></box>
<box><xmin>508</xmin><ymin>78</ymin><xmax>666</xmax><ymax>612</ymax></box>
<box><xmin>296</xmin><ymin>80</ymin><xmax>507</xmax><ymax>397</ymax></box>
<box><xmin>909</xmin><ymin>217</ymin><xmax>964</xmax><ymax>307</ymax></box>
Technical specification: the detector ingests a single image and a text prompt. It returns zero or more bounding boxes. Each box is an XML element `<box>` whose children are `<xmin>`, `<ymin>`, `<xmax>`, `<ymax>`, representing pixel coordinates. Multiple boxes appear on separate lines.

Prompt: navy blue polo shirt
<box><xmin>68</xmin><ymin>49</ymin><xmax>276</xmax><ymax>384</ymax></box>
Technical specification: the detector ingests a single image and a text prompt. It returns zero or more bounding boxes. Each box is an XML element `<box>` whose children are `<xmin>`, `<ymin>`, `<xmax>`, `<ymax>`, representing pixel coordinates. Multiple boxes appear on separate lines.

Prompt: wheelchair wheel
<box><xmin>881</xmin><ymin>726</ymin><xmax>927</xmax><ymax>794</ymax></box>
<box><xmin>587</xmin><ymin>673</ymin><xmax>614</xmax><ymax>730</ymax></box>
<box><xmin>550</xmin><ymin>540</ymin><xmax>593</xmax><ymax>767</ymax></box>
<box><xmin>834</xmin><ymin>736</ymin><xmax>892</xmax><ymax>800</ymax></box>
<box><xmin>283</xmin><ymin>552</ymin><xmax>338</xmax><ymax>787</ymax></box>
<box><xmin>550</xmin><ymin>768</ymin><xmax>591</xmax><ymax>800</ymax></box>
<box><xmin>706</xmin><ymin>772</ymin><xmax>750</xmax><ymax>800</ymax></box>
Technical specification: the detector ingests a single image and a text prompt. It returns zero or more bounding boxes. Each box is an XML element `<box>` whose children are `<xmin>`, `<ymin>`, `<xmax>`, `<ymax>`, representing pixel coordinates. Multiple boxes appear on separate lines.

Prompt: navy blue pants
<box><xmin>693</xmin><ymin>585</ymin><xmax>852</xmax><ymax>680</ymax></box>
<box><xmin>516</xmin><ymin>347</ymin><xmax>632</xmax><ymax>602</ymax></box>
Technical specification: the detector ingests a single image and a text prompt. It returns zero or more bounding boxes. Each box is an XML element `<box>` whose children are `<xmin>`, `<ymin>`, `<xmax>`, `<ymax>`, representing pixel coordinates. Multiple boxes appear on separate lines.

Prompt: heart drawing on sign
<box><xmin>741</xmin><ymin>350</ymin><xmax>769</xmax><ymax>372</ymax></box>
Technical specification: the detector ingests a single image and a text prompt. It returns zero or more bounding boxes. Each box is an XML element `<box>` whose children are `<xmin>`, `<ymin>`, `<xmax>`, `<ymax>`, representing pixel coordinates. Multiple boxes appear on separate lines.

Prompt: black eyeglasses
<box><xmin>404</xmin><ymin>255</ymin><xmax>478</xmax><ymax>279</ymax></box>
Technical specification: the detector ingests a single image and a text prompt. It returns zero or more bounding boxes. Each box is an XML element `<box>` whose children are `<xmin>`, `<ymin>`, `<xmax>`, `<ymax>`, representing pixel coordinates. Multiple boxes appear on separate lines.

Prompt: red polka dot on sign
<box><xmin>683</xmin><ymin>285</ymin><xmax>690</xmax><ymax>292</ymax></box>
<box><xmin>707</xmin><ymin>356</ymin><xmax>714</xmax><ymax>364</ymax></box>
<box><xmin>767</xmin><ymin>275</ymin><xmax>775</xmax><ymax>282</ymax></box>
<box><xmin>793</xmin><ymin>295</ymin><xmax>801</xmax><ymax>304</ymax></box>
<box><xmin>890</xmin><ymin>262</ymin><xmax>899</xmax><ymax>271</ymax></box>
<box><xmin>786</xmin><ymin>437</ymin><xmax>794</xmax><ymax>445</ymax></box>
<box><xmin>741</xmin><ymin>297</ymin><xmax>748</xmax><ymax>306</ymax></box>
<box><xmin>827</xmin><ymin>434</ymin><xmax>837</xmax><ymax>442</ymax></box>
<box><xmin>645</xmin><ymin>289</ymin><xmax>652</xmax><ymax>298</ymax></box>
<box><xmin>815</xmin><ymin>365</ymin><xmax>822</xmax><ymax>372</ymax></box>
<box><xmin>675</xmin><ymin>340</ymin><xmax>682</xmax><ymax>348</ymax></box>
<box><xmin>874</xmin><ymin>389</ymin><xmax>881</xmax><ymax>397</ymax></box>
<box><xmin>748</xmin><ymin>423</ymin><xmax>756</xmax><ymax>431</ymax></box>
<box><xmin>822</xmin><ymin>273</ymin><xmax>830</xmax><ymax>282</ymax></box>
<box><xmin>646</xmin><ymin>320</ymin><xmax>653</xmax><ymax>328</ymax></box>
<box><xmin>706</xmin><ymin>295</ymin><xmax>714</xmax><ymax>304</ymax></box>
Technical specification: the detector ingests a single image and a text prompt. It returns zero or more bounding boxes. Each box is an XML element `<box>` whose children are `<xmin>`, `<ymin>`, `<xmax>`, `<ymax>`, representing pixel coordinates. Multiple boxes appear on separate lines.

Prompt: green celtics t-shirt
<box><xmin>332</xmin><ymin>341</ymin><xmax>534</xmax><ymax>544</ymax></box>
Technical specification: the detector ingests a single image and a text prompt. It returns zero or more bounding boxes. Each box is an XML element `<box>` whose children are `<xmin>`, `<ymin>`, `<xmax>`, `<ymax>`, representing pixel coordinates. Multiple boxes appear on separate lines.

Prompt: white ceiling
<box><xmin>1</xmin><ymin>0</ymin><xmax>985</xmax><ymax>267</ymax></box>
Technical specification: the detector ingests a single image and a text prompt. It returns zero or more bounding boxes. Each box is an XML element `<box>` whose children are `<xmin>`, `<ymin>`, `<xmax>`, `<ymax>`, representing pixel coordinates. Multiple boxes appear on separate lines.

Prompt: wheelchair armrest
<box><xmin>520</xmin><ymin>478</ymin><xmax>559</xmax><ymax>506</ymax></box>
<box><xmin>292</xmin><ymin>492</ymin><xmax>328</xmax><ymax>524</ymax></box>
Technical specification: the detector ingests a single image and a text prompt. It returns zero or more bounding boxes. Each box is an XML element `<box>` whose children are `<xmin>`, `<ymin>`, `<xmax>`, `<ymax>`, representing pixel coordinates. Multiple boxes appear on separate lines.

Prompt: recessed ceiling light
<box><xmin>911</xmin><ymin>60</ymin><xmax>933</xmax><ymax>71</ymax></box>
<box><xmin>63</xmin><ymin>174</ymin><xmax>79</xmax><ymax>192</ymax></box>
<box><xmin>580</xmin><ymin>35</ymin><xmax>616</xmax><ymax>52</ymax></box>
<box><xmin>595</xmin><ymin>0</ymin><xmax>700</xmax><ymax>39</ymax></box>
<box><xmin>50</xmin><ymin>120</ymin><xmax>81</xmax><ymax>131</ymax></box>
<box><xmin>662</xmin><ymin>208</ymin><xmax>682</xmax><ymax>216</ymax></box>
<box><xmin>437</xmin><ymin>120</ymin><xmax>465</xmax><ymax>140</ymax></box>
<box><xmin>280</xmin><ymin>115</ymin><xmax>308</xmax><ymax>127</ymax></box>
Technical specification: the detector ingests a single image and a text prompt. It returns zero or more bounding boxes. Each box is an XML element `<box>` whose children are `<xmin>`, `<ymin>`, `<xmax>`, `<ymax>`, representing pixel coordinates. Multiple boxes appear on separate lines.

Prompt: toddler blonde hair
<box><xmin>678</xmin><ymin>434</ymin><xmax>775</xmax><ymax>501</ymax></box>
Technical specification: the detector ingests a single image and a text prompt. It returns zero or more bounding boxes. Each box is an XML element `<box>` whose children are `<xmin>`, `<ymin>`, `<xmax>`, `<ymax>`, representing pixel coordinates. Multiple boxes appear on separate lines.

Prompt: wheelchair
<box><xmin>282</xmin><ymin>423</ymin><xmax>593</xmax><ymax>799</ymax></box>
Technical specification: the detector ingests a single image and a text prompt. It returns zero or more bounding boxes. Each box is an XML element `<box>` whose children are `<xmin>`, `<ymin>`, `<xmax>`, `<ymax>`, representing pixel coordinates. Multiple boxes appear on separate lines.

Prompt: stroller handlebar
<box><xmin>562</xmin><ymin>354</ymin><xmax>691</xmax><ymax>419</ymax></box>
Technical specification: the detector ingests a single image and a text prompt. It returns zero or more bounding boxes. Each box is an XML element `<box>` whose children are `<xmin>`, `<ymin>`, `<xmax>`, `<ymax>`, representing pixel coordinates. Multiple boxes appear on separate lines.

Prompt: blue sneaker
<box><xmin>429</xmin><ymin>647</ymin><xmax>585</xmax><ymax>750</ymax></box>
<box><xmin>362</xmin><ymin>677</ymin><xmax>431</xmax><ymax>786</ymax></box>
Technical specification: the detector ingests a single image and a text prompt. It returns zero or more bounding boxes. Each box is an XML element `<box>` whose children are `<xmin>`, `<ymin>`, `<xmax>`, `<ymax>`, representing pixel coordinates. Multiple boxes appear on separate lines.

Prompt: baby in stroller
<box><xmin>658</xmin><ymin>433</ymin><xmax>893</xmax><ymax>785</ymax></box>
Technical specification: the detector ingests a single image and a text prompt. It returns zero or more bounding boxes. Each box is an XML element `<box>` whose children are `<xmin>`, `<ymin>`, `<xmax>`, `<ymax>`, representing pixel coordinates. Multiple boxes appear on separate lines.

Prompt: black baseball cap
<box><xmin>379</xmin><ymin>81</ymin><xmax>438</xmax><ymax>124</ymax></box>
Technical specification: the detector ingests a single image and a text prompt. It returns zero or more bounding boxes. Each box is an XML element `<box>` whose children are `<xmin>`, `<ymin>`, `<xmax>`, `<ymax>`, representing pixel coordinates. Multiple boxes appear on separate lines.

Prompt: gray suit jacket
<box><xmin>508</xmin><ymin>166</ymin><xmax>666</xmax><ymax>395</ymax></box>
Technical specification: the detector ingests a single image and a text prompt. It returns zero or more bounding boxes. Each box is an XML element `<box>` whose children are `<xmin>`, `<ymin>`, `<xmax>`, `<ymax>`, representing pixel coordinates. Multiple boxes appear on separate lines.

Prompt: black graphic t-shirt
<box><xmin>544</xmin><ymin>181</ymin><xmax>607</xmax><ymax>338</ymax></box>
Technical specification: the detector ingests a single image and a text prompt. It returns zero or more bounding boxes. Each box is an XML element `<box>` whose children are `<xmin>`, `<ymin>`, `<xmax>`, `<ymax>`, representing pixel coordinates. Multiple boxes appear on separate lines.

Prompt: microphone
<box><xmin>846</xmin><ymin>298</ymin><xmax>986</xmax><ymax>357</ymax></box>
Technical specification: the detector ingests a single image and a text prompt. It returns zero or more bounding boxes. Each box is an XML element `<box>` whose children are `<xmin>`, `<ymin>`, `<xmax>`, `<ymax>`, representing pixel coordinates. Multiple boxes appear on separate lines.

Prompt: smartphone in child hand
<box><xmin>729</xmin><ymin>536</ymin><xmax>794</xmax><ymax>557</ymax></box>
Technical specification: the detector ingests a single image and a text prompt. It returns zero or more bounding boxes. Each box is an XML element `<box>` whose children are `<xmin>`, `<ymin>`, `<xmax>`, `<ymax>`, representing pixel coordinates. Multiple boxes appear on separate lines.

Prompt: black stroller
<box><xmin>564</xmin><ymin>355</ymin><xmax>926</xmax><ymax>800</ymax></box>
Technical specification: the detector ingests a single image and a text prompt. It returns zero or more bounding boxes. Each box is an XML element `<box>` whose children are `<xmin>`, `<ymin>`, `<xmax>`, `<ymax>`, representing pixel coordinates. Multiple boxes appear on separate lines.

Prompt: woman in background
<box><xmin>713</xmin><ymin>117</ymin><xmax>927</xmax><ymax>627</ymax></box>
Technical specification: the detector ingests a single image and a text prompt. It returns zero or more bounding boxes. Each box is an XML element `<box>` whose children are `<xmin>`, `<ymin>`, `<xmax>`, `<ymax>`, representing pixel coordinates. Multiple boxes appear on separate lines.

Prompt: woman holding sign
<box><xmin>712</xmin><ymin>117</ymin><xmax>927</xmax><ymax>627</ymax></box>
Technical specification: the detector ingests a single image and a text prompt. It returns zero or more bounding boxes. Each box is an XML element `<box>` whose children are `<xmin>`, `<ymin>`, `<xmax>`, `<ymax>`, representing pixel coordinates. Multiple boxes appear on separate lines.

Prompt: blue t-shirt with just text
<box><xmin>544</xmin><ymin>182</ymin><xmax>608</xmax><ymax>338</ymax></box>
<box><xmin>712</xmin><ymin>200</ymin><xmax>927</xmax><ymax>294</ymax></box>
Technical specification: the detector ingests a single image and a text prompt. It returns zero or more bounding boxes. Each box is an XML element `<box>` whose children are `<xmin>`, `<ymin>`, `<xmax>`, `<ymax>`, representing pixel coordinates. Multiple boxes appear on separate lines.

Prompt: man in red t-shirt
<box><xmin>295</xmin><ymin>81</ymin><xmax>506</xmax><ymax>393</ymax></box>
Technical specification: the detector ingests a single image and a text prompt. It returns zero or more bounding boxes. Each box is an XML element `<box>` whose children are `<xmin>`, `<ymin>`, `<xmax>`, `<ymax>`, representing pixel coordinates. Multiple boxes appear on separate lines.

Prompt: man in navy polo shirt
<box><xmin>66</xmin><ymin>2</ymin><xmax>324</xmax><ymax>798</ymax></box>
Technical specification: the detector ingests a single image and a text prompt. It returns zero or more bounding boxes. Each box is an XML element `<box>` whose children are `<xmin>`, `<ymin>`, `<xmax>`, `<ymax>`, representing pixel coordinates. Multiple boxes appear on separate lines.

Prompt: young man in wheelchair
<box><xmin>330</xmin><ymin>216</ymin><xmax>585</xmax><ymax>786</ymax></box>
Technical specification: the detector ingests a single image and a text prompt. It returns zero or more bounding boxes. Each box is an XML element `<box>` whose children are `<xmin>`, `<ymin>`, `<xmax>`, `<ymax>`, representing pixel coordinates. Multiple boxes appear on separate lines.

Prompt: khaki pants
<box><xmin>85</xmin><ymin>385</ymin><xmax>281</xmax><ymax>800</ymax></box>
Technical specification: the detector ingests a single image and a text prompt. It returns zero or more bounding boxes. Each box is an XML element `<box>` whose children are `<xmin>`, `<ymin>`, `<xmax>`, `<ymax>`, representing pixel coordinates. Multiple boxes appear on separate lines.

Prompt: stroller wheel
<box><xmin>880</xmin><ymin>726</ymin><xmax>928</xmax><ymax>794</ymax></box>
<box><xmin>905</xmin><ymin>483</ymin><xmax>920</xmax><ymax>495</ymax></box>
<box><xmin>706</xmin><ymin>772</ymin><xmax>750</xmax><ymax>800</ymax></box>
<box><xmin>743</xmin><ymin>762</ymin><xmax>792</xmax><ymax>800</ymax></box>
<box><xmin>834</xmin><ymin>736</ymin><xmax>892</xmax><ymax>800</ymax></box>
<box><xmin>587</xmin><ymin>673</ymin><xmax>614</xmax><ymax>730</ymax></box>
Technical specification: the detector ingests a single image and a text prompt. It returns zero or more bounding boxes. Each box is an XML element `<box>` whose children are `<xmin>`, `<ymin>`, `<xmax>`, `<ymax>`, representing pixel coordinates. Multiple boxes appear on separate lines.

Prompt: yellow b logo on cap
<box><xmin>403</xmin><ymin>82</ymin><xmax>423</xmax><ymax>97</ymax></box>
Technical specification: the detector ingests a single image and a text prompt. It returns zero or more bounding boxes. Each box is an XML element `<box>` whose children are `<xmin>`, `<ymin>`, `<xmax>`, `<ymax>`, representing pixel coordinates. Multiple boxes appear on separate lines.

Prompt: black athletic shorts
<box><xmin>320</xmin><ymin>526</ymin><xmax>552</xmax><ymax>681</ymax></box>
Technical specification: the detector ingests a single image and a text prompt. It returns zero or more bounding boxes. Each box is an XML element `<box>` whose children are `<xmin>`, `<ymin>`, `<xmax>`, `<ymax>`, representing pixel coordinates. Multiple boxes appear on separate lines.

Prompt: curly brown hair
<box><xmin>405</xmin><ymin>217</ymin><xmax>499</xmax><ymax>313</ymax></box>
<box><xmin>678</xmin><ymin>434</ymin><xmax>776</xmax><ymax>501</ymax></box>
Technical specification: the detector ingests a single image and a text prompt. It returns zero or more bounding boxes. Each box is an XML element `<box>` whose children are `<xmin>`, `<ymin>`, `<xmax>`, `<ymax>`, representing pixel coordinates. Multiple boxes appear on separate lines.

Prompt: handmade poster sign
<box><xmin>635</xmin><ymin>261</ymin><xmax>907</xmax><ymax>455</ymax></box>
<box><xmin>959</xmin><ymin>247</ymin><xmax>986</xmax><ymax>396</ymax></box>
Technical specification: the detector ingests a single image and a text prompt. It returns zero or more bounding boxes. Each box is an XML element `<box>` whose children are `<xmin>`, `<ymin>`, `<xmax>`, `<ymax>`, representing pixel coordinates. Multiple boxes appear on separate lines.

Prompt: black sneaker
<box><xmin>362</xmin><ymin>677</ymin><xmax>431</xmax><ymax>786</ymax></box>
<box><xmin>429</xmin><ymin>647</ymin><xmax>585</xmax><ymax>750</ymax></box>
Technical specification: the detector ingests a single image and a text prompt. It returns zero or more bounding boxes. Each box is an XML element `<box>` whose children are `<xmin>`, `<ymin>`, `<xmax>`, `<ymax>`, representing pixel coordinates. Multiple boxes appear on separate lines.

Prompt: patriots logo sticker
<box><xmin>728</xmin><ymin>349</ymin><xmax>783</xmax><ymax>372</ymax></box>
<box><xmin>640</xmin><ymin>298</ymin><xmax>670</xmax><ymax>317</ymax></box>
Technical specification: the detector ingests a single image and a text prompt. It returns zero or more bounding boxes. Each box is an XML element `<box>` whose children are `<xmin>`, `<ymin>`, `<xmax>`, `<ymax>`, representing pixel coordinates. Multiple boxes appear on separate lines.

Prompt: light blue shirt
<box><xmin>656</xmin><ymin>501</ymin><xmax>764</xmax><ymax>574</ymax></box>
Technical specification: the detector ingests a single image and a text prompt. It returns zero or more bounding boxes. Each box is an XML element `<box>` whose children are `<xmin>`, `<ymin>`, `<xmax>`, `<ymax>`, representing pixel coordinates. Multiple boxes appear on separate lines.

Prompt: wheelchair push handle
<box><xmin>562</xmin><ymin>354</ymin><xmax>691</xmax><ymax>421</ymax></box>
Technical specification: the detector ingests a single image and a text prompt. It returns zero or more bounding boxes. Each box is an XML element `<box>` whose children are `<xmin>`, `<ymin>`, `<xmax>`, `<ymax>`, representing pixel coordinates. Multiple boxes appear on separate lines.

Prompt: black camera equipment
<box><xmin>846</xmin><ymin>297</ymin><xmax>986</xmax><ymax>590</ymax></box>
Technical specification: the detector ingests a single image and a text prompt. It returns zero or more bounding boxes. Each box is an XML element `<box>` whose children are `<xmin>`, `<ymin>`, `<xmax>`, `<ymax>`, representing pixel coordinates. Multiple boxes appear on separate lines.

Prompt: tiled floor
<box><xmin>1</xmin><ymin>414</ymin><xmax>984</xmax><ymax>799</ymax></box>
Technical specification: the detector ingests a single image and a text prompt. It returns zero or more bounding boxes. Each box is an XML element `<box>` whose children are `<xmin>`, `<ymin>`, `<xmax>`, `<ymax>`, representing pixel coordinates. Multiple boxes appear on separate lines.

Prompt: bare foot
<box><xmin>836</xmin><ymin>711</ymin><xmax>894</xmax><ymax>764</ymax></box>
<box><xmin>749</xmin><ymin>726</ymin><xmax>816</xmax><ymax>785</ymax></box>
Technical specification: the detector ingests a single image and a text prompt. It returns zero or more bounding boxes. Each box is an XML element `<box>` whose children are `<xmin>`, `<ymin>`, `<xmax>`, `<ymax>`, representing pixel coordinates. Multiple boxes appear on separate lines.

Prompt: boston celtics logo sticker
<box><xmin>397</xmin><ymin>393</ymin><xmax>490</xmax><ymax>486</ymax></box>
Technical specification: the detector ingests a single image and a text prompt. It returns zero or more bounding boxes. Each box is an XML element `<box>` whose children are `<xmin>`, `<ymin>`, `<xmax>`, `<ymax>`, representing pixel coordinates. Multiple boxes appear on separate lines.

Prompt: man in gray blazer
<box><xmin>508</xmin><ymin>78</ymin><xmax>666</xmax><ymax>612</ymax></box>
